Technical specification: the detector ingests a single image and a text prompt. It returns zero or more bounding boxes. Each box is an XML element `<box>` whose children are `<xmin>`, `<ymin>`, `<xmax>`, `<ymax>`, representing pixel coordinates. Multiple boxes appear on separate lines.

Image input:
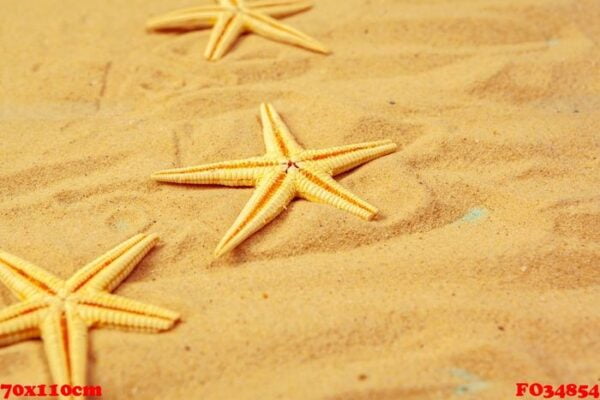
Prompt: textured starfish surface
<box><xmin>146</xmin><ymin>0</ymin><xmax>330</xmax><ymax>60</ymax></box>
<box><xmin>152</xmin><ymin>103</ymin><xmax>397</xmax><ymax>257</ymax></box>
<box><xmin>0</xmin><ymin>234</ymin><xmax>179</xmax><ymax>399</ymax></box>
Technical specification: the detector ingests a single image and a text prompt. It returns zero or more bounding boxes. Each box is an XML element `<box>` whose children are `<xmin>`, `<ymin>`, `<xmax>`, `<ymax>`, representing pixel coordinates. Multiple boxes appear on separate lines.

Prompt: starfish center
<box><xmin>56</xmin><ymin>287</ymin><xmax>71</xmax><ymax>300</ymax></box>
<box><xmin>226</xmin><ymin>1</ymin><xmax>247</xmax><ymax>13</ymax></box>
<box><xmin>283</xmin><ymin>160</ymin><xmax>299</xmax><ymax>173</ymax></box>
<box><xmin>49</xmin><ymin>295</ymin><xmax>70</xmax><ymax>311</ymax></box>
<box><xmin>48</xmin><ymin>287</ymin><xmax>77</xmax><ymax>310</ymax></box>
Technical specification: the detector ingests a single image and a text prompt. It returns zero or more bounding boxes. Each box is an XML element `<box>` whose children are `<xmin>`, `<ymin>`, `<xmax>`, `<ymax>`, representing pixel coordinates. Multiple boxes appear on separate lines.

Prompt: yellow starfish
<box><xmin>152</xmin><ymin>103</ymin><xmax>397</xmax><ymax>257</ymax></box>
<box><xmin>0</xmin><ymin>234</ymin><xmax>179</xmax><ymax>399</ymax></box>
<box><xmin>146</xmin><ymin>0</ymin><xmax>330</xmax><ymax>60</ymax></box>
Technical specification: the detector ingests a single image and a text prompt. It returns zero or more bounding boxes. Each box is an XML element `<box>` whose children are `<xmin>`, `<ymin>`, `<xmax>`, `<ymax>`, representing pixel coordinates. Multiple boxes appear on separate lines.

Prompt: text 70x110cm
<box><xmin>1</xmin><ymin>384</ymin><xmax>102</xmax><ymax>398</ymax></box>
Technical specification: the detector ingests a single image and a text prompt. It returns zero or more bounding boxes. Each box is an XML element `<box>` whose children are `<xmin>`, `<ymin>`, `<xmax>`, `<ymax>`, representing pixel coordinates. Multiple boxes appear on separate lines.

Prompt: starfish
<box><xmin>152</xmin><ymin>103</ymin><xmax>397</xmax><ymax>257</ymax></box>
<box><xmin>146</xmin><ymin>0</ymin><xmax>330</xmax><ymax>60</ymax></box>
<box><xmin>0</xmin><ymin>233</ymin><xmax>179</xmax><ymax>398</ymax></box>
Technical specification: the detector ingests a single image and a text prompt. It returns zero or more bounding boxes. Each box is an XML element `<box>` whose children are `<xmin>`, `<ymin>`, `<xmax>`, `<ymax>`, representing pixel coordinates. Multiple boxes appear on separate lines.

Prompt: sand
<box><xmin>1</xmin><ymin>0</ymin><xmax>599</xmax><ymax>398</ymax></box>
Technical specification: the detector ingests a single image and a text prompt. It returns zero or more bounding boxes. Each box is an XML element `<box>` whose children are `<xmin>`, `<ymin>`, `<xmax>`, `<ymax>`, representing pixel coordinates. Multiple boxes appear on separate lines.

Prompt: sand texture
<box><xmin>1</xmin><ymin>0</ymin><xmax>599</xmax><ymax>399</ymax></box>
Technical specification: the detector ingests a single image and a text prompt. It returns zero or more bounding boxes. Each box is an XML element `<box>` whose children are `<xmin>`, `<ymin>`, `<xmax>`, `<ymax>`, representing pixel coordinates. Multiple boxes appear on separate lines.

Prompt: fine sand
<box><xmin>1</xmin><ymin>0</ymin><xmax>599</xmax><ymax>399</ymax></box>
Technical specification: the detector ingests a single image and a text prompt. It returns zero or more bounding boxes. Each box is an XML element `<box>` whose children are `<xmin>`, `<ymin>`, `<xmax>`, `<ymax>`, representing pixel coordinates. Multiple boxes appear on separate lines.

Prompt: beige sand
<box><xmin>1</xmin><ymin>0</ymin><xmax>599</xmax><ymax>398</ymax></box>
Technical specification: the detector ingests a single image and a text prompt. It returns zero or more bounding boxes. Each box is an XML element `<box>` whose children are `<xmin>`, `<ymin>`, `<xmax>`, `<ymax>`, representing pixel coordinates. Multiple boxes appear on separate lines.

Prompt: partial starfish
<box><xmin>146</xmin><ymin>0</ymin><xmax>330</xmax><ymax>60</ymax></box>
<box><xmin>152</xmin><ymin>103</ymin><xmax>397</xmax><ymax>257</ymax></box>
<box><xmin>0</xmin><ymin>234</ymin><xmax>179</xmax><ymax>399</ymax></box>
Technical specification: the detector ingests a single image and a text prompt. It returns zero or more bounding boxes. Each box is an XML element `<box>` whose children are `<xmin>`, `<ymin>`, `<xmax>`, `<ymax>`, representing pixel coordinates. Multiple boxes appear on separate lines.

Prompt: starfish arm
<box><xmin>66</xmin><ymin>234</ymin><xmax>158</xmax><ymax>294</ymax></box>
<box><xmin>244</xmin><ymin>10</ymin><xmax>330</xmax><ymax>54</ymax></box>
<box><xmin>152</xmin><ymin>156</ymin><xmax>277</xmax><ymax>187</ymax></box>
<box><xmin>246</xmin><ymin>0</ymin><xmax>314</xmax><ymax>18</ymax></box>
<box><xmin>75</xmin><ymin>292</ymin><xmax>179</xmax><ymax>332</ymax></box>
<box><xmin>146</xmin><ymin>7</ymin><xmax>221</xmax><ymax>31</ymax></box>
<box><xmin>260</xmin><ymin>103</ymin><xmax>304</xmax><ymax>156</ymax></box>
<box><xmin>215</xmin><ymin>169</ymin><xmax>296</xmax><ymax>256</ymax></box>
<box><xmin>40</xmin><ymin>307</ymin><xmax>88</xmax><ymax>388</ymax></box>
<box><xmin>0</xmin><ymin>250</ymin><xmax>62</xmax><ymax>299</ymax></box>
<box><xmin>0</xmin><ymin>300</ymin><xmax>46</xmax><ymax>346</ymax></box>
<box><xmin>299</xmin><ymin>139</ymin><xmax>397</xmax><ymax>176</ymax></box>
<box><xmin>296</xmin><ymin>167</ymin><xmax>378</xmax><ymax>220</ymax></box>
<box><xmin>205</xmin><ymin>12</ymin><xmax>246</xmax><ymax>60</ymax></box>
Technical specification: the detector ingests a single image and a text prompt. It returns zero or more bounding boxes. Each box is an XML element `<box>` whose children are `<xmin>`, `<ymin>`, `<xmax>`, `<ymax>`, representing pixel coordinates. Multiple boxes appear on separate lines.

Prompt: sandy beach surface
<box><xmin>1</xmin><ymin>0</ymin><xmax>599</xmax><ymax>399</ymax></box>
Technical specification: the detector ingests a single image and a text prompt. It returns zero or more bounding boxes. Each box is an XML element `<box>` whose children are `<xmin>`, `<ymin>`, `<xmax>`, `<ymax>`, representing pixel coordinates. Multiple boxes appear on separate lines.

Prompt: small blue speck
<box><xmin>455</xmin><ymin>382</ymin><xmax>489</xmax><ymax>395</ymax></box>
<box><xmin>450</xmin><ymin>368</ymin><xmax>489</xmax><ymax>395</ymax></box>
<box><xmin>461</xmin><ymin>207</ymin><xmax>488</xmax><ymax>223</ymax></box>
